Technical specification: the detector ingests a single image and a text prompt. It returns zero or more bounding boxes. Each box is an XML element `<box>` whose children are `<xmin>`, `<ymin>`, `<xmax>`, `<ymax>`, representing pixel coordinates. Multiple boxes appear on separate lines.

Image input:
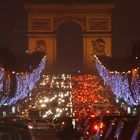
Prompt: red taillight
<box><xmin>93</xmin><ymin>124</ymin><xmax>98</xmax><ymax>130</ymax></box>
<box><xmin>90</xmin><ymin>114</ymin><xmax>95</xmax><ymax>118</ymax></box>
<box><xmin>106</xmin><ymin>110</ymin><xmax>110</xmax><ymax>114</ymax></box>
<box><xmin>91</xmin><ymin>122</ymin><xmax>104</xmax><ymax>131</ymax></box>
<box><xmin>86</xmin><ymin>131</ymin><xmax>90</xmax><ymax>135</ymax></box>
<box><xmin>91</xmin><ymin>123</ymin><xmax>98</xmax><ymax>131</ymax></box>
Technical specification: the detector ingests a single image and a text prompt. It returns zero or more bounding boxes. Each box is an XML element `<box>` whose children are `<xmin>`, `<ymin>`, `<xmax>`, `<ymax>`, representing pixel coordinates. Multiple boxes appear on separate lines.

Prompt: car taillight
<box><xmin>93</xmin><ymin>124</ymin><xmax>98</xmax><ymax>131</ymax></box>
<box><xmin>91</xmin><ymin>122</ymin><xmax>104</xmax><ymax>131</ymax></box>
<box><xmin>86</xmin><ymin>131</ymin><xmax>90</xmax><ymax>135</ymax></box>
<box><xmin>90</xmin><ymin>114</ymin><xmax>96</xmax><ymax>118</ymax></box>
<box><xmin>91</xmin><ymin>123</ymin><xmax>99</xmax><ymax>131</ymax></box>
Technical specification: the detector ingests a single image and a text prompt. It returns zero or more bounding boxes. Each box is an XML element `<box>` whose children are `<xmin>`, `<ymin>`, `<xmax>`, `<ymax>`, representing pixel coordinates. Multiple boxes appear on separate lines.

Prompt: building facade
<box><xmin>25</xmin><ymin>2</ymin><xmax>115</xmax><ymax>73</ymax></box>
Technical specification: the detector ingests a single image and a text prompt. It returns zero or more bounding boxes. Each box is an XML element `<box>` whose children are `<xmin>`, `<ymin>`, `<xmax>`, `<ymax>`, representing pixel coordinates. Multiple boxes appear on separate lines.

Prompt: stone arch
<box><xmin>54</xmin><ymin>17</ymin><xmax>86</xmax><ymax>32</ymax></box>
<box><xmin>25</xmin><ymin>3</ymin><xmax>115</xmax><ymax>72</ymax></box>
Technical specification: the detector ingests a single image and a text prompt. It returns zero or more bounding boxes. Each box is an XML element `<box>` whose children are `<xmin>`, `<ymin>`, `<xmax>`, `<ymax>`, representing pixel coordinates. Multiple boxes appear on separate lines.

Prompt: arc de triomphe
<box><xmin>25</xmin><ymin>2</ymin><xmax>115</xmax><ymax>73</ymax></box>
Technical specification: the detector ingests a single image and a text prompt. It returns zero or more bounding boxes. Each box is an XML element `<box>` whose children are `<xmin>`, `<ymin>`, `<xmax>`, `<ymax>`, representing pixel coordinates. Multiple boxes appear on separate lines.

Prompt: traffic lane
<box><xmin>34</xmin><ymin>130</ymin><xmax>60</xmax><ymax>140</ymax></box>
<box><xmin>34</xmin><ymin>129</ymin><xmax>79</xmax><ymax>140</ymax></box>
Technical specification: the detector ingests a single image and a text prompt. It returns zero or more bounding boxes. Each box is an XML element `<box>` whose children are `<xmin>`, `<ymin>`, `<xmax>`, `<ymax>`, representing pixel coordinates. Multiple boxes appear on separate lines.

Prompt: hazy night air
<box><xmin>0</xmin><ymin>0</ymin><xmax>140</xmax><ymax>58</ymax></box>
<box><xmin>0</xmin><ymin>2</ymin><xmax>140</xmax><ymax>139</ymax></box>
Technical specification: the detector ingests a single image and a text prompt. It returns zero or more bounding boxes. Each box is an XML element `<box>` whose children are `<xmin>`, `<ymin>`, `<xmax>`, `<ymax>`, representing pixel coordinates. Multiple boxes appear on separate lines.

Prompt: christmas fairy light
<box><xmin>0</xmin><ymin>55</ymin><xmax>46</xmax><ymax>106</ymax></box>
<box><xmin>95</xmin><ymin>55</ymin><xmax>140</xmax><ymax>106</ymax></box>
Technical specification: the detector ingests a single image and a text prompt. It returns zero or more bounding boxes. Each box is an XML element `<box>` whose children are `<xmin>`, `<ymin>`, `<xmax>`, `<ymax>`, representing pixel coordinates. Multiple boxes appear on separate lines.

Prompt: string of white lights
<box><xmin>0</xmin><ymin>56</ymin><xmax>46</xmax><ymax>106</ymax></box>
<box><xmin>95</xmin><ymin>55</ymin><xmax>140</xmax><ymax>106</ymax></box>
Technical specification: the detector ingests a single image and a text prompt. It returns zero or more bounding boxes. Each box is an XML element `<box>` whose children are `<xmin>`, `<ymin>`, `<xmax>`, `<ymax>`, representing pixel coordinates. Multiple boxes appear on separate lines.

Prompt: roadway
<box><xmin>35</xmin><ymin>130</ymin><xmax>60</xmax><ymax>140</ymax></box>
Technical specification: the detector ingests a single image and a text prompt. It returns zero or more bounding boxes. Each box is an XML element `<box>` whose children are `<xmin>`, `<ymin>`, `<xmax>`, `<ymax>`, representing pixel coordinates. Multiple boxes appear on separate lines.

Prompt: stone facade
<box><xmin>25</xmin><ymin>3</ymin><xmax>115</xmax><ymax>72</ymax></box>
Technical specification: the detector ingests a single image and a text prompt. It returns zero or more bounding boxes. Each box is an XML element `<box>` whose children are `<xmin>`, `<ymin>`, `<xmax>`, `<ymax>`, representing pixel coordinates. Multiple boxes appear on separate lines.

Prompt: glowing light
<box><xmin>0</xmin><ymin>55</ymin><xmax>46</xmax><ymax>106</ymax></box>
<box><xmin>106</xmin><ymin>110</ymin><xmax>110</xmax><ymax>114</ymax></box>
<box><xmin>90</xmin><ymin>114</ymin><xmax>95</xmax><ymax>118</ymax></box>
<box><xmin>93</xmin><ymin>124</ymin><xmax>98</xmax><ymax>131</ymax></box>
<box><xmin>41</xmin><ymin>104</ymin><xmax>46</xmax><ymax>108</ymax></box>
<box><xmin>72</xmin><ymin>74</ymin><xmax>122</xmax><ymax>118</ymax></box>
<box><xmin>44</xmin><ymin>98</ymin><xmax>49</xmax><ymax>103</ymax></box>
<box><xmin>95</xmin><ymin>55</ymin><xmax>140</xmax><ymax>106</ymax></box>
<box><xmin>39</xmin><ymin>100</ymin><xmax>43</xmax><ymax>103</ymax></box>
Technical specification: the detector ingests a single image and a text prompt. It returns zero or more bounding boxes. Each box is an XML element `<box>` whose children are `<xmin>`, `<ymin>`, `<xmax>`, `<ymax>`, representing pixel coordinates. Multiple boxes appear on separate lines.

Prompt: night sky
<box><xmin>0</xmin><ymin>0</ymin><xmax>140</xmax><ymax>57</ymax></box>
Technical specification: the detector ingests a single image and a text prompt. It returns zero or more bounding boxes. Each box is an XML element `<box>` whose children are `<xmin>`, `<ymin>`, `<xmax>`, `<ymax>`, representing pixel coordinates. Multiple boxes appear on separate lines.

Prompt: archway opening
<box><xmin>56</xmin><ymin>22</ymin><xmax>83</xmax><ymax>73</ymax></box>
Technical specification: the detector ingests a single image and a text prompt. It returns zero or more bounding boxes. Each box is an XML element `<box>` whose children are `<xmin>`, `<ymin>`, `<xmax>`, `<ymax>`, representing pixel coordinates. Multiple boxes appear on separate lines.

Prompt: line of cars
<box><xmin>0</xmin><ymin>116</ymin><xmax>55</xmax><ymax>140</ymax></box>
<box><xmin>0</xmin><ymin>116</ymin><xmax>73</xmax><ymax>140</ymax></box>
<box><xmin>78</xmin><ymin>114</ymin><xmax>140</xmax><ymax>140</ymax></box>
<box><xmin>1</xmin><ymin>115</ymin><xmax>140</xmax><ymax>140</ymax></box>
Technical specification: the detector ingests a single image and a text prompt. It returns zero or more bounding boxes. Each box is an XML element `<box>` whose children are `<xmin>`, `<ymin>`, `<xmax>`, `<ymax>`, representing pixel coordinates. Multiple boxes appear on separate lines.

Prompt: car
<box><xmin>0</xmin><ymin>118</ymin><xmax>36</xmax><ymax>140</ymax></box>
<box><xmin>80</xmin><ymin>114</ymin><xmax>138</xmax><ymax>140</ymax></box>
<box><xmin>0</xmin><ymin>125</ymin><xmax>21</xmax><ymax>140</ymax></box>
<box><xmin>79</xmin><ymin>115</ymin><xmax>101</xmax><ymax>140</ymax></box>
<box><xmin>103</xmin><ymin>117</ymin><xmax>120</xmax><ymax>140</ymax></box>
<box><xmin>53</xmin><ymin>117</ymin><xmax>77</xmax><ymax>140</ymax></box>
<box><xmin>113</xmin><ymin>116</ymin><xmax>138</xmax><ymax>140</ymax></box>
<box><xmin>10</xmin><ymin>122</ymin><xmax>35</xmax><ymax>140</ymax></box>
<box><xmin>99</xmin><ymin>114</ymin><xmax>128</xmax><ymax>140</ymax></box>
<box><xmin>0</xmin><ymin>123</ymin><xmax>35</xmax><ymax>140</ymax></box>
<box><xmin>54</xmin><ymin>117</ymin><xmax>74</xmax><ymax>132</ymax></box>
<box><xmin>130</xmin><ymin>120</ymin><xmax>140</xmax><ymax>140</ymax></box>
<box><xmin>31</xmin><ymin>118</ymin><xmax>50</xmax><ymax>130</ymax></box>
